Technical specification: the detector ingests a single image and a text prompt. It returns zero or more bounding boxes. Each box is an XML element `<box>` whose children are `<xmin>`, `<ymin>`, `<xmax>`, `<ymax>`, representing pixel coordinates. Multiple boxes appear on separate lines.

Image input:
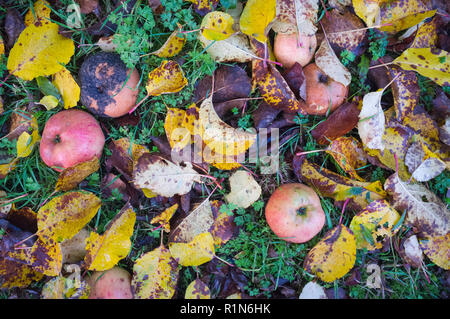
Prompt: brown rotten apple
<box><xmin>265</xmin><ymin>183</ymin><xmax>325</xmax><ymax>243</ymax></box>
<box><xmin>274</xmin><ymin>33</ymin><xmax>317</xmax><ymax>69</ymax></box>
<box><xmin>303</xmin><ymin>63</ymin><xmax>349</xmax><ymax>115</ymax></box>
<box><xmin>79</xmin><ymin>52</ymin><xmax>140</xmax><ymax>118</ymax></box>
<box><xmin>39</xmin><ymin>109</ymin><xmax>105</xmax><ymax>171</ymax></box>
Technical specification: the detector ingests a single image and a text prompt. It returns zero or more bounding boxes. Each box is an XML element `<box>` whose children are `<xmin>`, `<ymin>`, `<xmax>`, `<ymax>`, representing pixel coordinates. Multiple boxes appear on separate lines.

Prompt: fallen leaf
<box><xmin>358</xmin><ymin>89</ymin><xmax>386</xmax><ymax>151</ymax></box>
<box><xmin>131</xmin><ymin>245</ymin><xmax>180</xmax><ymax>299</ymax></box>
<box><xmin>37</xmin><ymin>191</ymin><xmax>101</xmax><ymax>243</ymax></box>
<box><xmin>145</xmin><ymin>60</ymin><xmax>188</xmax><ymax>96</ymax></box>
<box><xmin>164</xmin><ymin>107</ymin><xmax>192</xmax><ymax>152</ymax></box>
<box><xmin>303</xmin><ymin>224</ymin><xmax>356</xmax><ymax>282</ymax></box>
<box><xmin>187</xmin><ymin>0</ymin><xmax>220</xmax><ymax>16</ymax></box>
<box><xmin>85</xmin><ymin>203</ymin><xmax>136</xmax><ymax>271</ymax></box>
<box><xmin>7</xmin><ymin>21</ymin><xmax>75</xmax><ymax>81</ymax></box>
<box><xmin>151</xmin><ymin>29</ymin><xmax>186</xmax><ymax>58</ymax></box>
<box><xmin>185</xmin><ymin>278</ymin><xmax>211</xmax><ymax>299</ymax></box>
<box><xmin>0</xmin><ymin>256</ymin><xmax>44</xmax><ymax>288</ymax></box>
<box><xmin>96</xmin><ymin>35</ymin><xmax>117</xmax><ymax>52</ymax></box>
<box><xmin>41</xmin><ymin>275</ymin><xmax>90</xmax><ymax>299</ymax></box>
<box><xmin>384</xmin><ymin>172</ymin><xmax>450</xmax><ymax>239</ymax></box>
<box><xmin>55</xmin><ymin>156</ymin><xmax>100</xmax><ymax>192</ymax></box>
<box><xmin>197</xmin><ymin>32</ymin><xmax>255</xmax><ymax>63</ymax></box>
<box><xmin>294</xmin><ymin>154</ymin><xmax>386</xmax><ymax>211</ymax></box>
<box><xmin>315</xmin><ymin>39</ymin><xmax>352</xmax><ymax>87</ymax></box>
<box><xmin>24</xmin><ymin>0</ymin><xmax>51</xmax><ymax>26</ymax></box>
<box><xmin>151</xmin><ymin>204</ymin><xmax>178</xmax><ymax>232</ymax></box>
<box><xmin>133</xmin><ymin>153</ymin><xmax>202</xmax><ymax>197</ymax></box>
<box><xmin>52</xmin><ymin>67</ymin><xmax>80</xmax><ymax>109</ymax></box>
<box><xmin>299</xmin><ymin>281</ymin><xmax>328</xmax><ymax>299</ymax></box>
<box><xmin>168</xmin><ymin>232</ymin><xmax>215</xmax><ymax>266</ymax></box>
<box><xmin>419</xmin><ymin>234</ymin><xmax>449</xmax><ymax>270</ymax></box>
<box><xmin>409</xmin><ymin>16</ymin><xmax>439</xmax><ymax>49</ymax></box>
<box><xmin>239</xmin><ymin>0</ymin><xmax>276</xmax><ymax>43</ymax></box>
<box><xmin>349</xmin><ymin>199</ymin><xmax>401</xmax><ymax>250</ymax></box>
<box><xmin>402</xmin><ymin>235</ymin><xmax>423</xmax><ymax>267</ymax></box>
<box><xmin>201</xmin><ymin>11</ymin><xmax>235</xmax><ymax>41</ymax></box>
<box><xmin>272</xmin><ymin>0</ymin><xmax>319</xmax><ymax>36</ymax></box>
<box><xmin>16</xmin><ymin>129</ymin><xmax>41</xmax><ymax>159</ymax></box>
<box><xmin>378</xmin><ymin>0</ymin><xmax>436</xmax><ymax>33</ymax></box>
<box><xmin>352</xmin><ymin>0</ymin><xmax>382</xmax><ymax>27</ymax></box>
<box><xmin>39</xmin><ymin>95</ymin><xmax>59</xmax><ymax>110</ymax></box>
<box><xmin>393</xmin><ymin>47</ymin><xmax>450</xmax><ymax>86</ymax></box>
<box><xmin>326</xmin><ymin>136</ymin><xmax>367</xmax><ymax>181</ymax></box>
<box><xmin>225</xmin><ymin>170</ymin><xmax>261</xmax><ymax>208</ymax></box>
<box><xmin>404</xmin><ymin>141</ymin><xmax>446</xmax><ymax>182</ymax></box>
<box><xmin>310</xmin><ymin>101</ymin><xmax>360</xmax><ymax>144</ymax></box>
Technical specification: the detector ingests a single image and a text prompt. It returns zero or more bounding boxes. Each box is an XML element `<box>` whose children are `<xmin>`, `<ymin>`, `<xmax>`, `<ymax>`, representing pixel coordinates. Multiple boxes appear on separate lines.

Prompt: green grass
<box><xmin>0</xmin><ymin>0</ymin><xmax>448</xmax><ymax>300</ymax></box>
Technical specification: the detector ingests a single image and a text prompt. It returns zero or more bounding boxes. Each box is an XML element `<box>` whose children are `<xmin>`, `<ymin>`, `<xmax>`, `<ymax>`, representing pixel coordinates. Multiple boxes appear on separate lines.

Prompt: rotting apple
<box><xmin>39</xmin><ymin>109</ymin><xmax>105</xmax><ymax>172</ymax></box>
<box><xmin>274</xmin><ymin>33</ymin><xmax>317</xmax><ymax>69</ymax></box>
<box><xmin>79</xmin><ymin>52</ymin><xmax>140</xmax><ymax>118</ymax></box>
<box><xmin>86</xmin><ymin>266</ymin><xmax>133</xmax><ymax>299</ymax></box>
<box><xmin>303</xmin><ymin>63</ymin><xmax>349</xmax><ymax>115</ymax></box>
<box><xmin>265</xmin><ymin>183</ymin><xmax>325</xmax><ymax>243</ymax></box>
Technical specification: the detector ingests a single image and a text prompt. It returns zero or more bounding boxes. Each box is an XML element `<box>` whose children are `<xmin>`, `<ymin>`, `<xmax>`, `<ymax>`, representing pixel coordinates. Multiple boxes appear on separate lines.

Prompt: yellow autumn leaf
<box><xmin>168</xmin><ymin>232</ymin><xmax>215</xmax><ymax>266</ymax></box>
<box><xmin>55</xmin><ymin>156</ymin><xmax>100</xmax><ymax>192</ymax></box>
<box><xmin>37</xmin><ymin>191</ymin><xmax>101</xmax><ymax>243</ymax></box>
<box><xmin>85</xmin><ymin>204</ymin><xmax>136</xmax><ymax>271</ymax></box>
<box><xmin>16</xmin><ymin>128</ymin><xmax>41</xmax><ymax>158</ymax></box>
<box><xmin>131</xmin><ymin>245</ymin><xmax>180</xmax><ymax>299</ymax></box>
<box><xmin>393</xmin><ymin>47</ymin><xmax>450</xmax><ymax>86</ymax></box>
<box><xmin>0</xmin><ymin>159</ymin><xmax>18</xmax><ymax>179</ymax></box>
<box><xmin>39</xmin><ymin>95</ymin><xmax>59</xmax><ymax>110</ymax></box>
<box><xmin>185</xmin><ymin>278</ymin><xmax>211</xmax><ymax>299</ymax></box>
<box><xmin>378</xmin><ymin>0</ymin><xmax>436</xmax><ymax>33</ymax></box>
<box><xmin>420</xmin><ymin>234</ymin><xmax>449</xmax><ymax>270</ymax></box>
<box><xmin>303</xmin><ymin>224</ymin><xmax>356</xmax><ymax>282</ymax></box>
<box><xmin>41</xmin><ymin>276</ymin><xmax>90</xmax><ymax>299</ymax></box>
<box><xmin>350</xmin><ymin>199</ymin><xmax>401</xmax><ymax>250</ymax></box>
<box><xmin>352</xmin><ymin>0</ymin><xmax>384</xmax><ymax>27</ymax></box>
<box><xmin>0</xmin><ymin>255</ymin><xmax>45</xmax><ymax>288</ymax></box>
<box><xmin>326</xmin><ymin>136</ymin><xmax>367</xmax><ymax>181</ymax></box>
<box><xmin>201</xmin><ymin>11</ymin><xmax>235</xmax><ymax>41</ymax></box>
<box><xmin>7</xmin><ymin>238</ymin><xmax>62</xmax><ymax>277</ymax></box>
<box><xmin>52</xmin><ymin>67</ymin><xmax>80</xmax><ymax>109</ymax></box>
<box><xmin>25</xmin><ymin>0</ymin><xmax>51</xmax><ymax>26</ymax></box>
<box><xmin>151</xmin><ymin>204</ymin><xmax>179</xmax><ymax>232</ymax></box>
<box><xmin>151</xmin><ymin>29</ymin><xmax>186</xmax><ymax>58</ymax></box>
<box><xmin>0</xmin><ymin>34</ymin><xmax>4</xmax><ymax>56</ymax></box>
<box><xmin>199</xmin><ymin>96</ymin><xmax>256</xmax><ymax>158</ymax></box>
<box><xmin>240</xmin><ymin>0</ymin><xmax>276</xmax><ymax>43</ymax></box>
<box><xmin>145</xmin><ymin>60</ymin><xmax>188</xmax><ymax>96</ymax></box>
<box><xmin>164</xmin><ymin>107</ymin><xmax>192</xmax><ymax>152</ymax></box>
<box><xmin>7</xmin><ymin>21</ymin><xmax>75</xmax><ymax>81</ymax></box>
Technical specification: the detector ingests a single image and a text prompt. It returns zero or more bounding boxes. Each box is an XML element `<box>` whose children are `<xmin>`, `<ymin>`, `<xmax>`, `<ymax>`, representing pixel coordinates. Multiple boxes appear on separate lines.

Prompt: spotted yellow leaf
<box><xmin>304</xmin><ymin>224</ymin><xmax>356</xmax><ymax>282</ymax></box>
<box><xmin>37</xmin><ymin>191</ymin><xmax>101</xmax><ymax>243</ymax></box>
<box><xmin>420</xmin><ymin>234</ymin><xmax>450</xmax><ymax>270</ymax></box>
<box><xmin>0</xmin><ymin>255</ymin><xmax>45</xmax><ymax>288</ymax></box>
<box><xmin>7</xmin><ymin>21</ymin><xmax>75</xmax><ymax>81</ymax></box>
<box><xmin>131</xmin><ymin>245</ymin><xmax>180</xmax><ymax>299</ymax></box>
<box><xmin>55</xmin><ymin>156</ymin><xmax>100</xmax><ymax>192</ymax></box>
<box><xmin>326</xmin><ymin>136</ymin><xmax>367</xmax><ymax>181</ymax></box>
<box><xmin>152</xmin><ymin>29</ymin><xmax>186</xmax><ymax>58</ymax></box>
<box><xmin>16</xmin><ymin>128</ymin><xmax>41</xmax><ymax>158</ymax></box>
<box><xmin>350</xmin><ymin>199</ymin><xmax>401</xmax><ymax>250</ymax></box>
<box><xmin>145</xmin><ymin>60</ymin><xmax>188</xmax><ymax>96</ymax></box>
<box><xmin>185</xmin><ymin>278</ymin><xmax>211</xmax><ymax>299</ymax></box>
<box><xmin>25</xmin><ymin>0</ymin><xmax>51</xmax><ymax>26</ymax></box>
<box><xmin>393</xmin><ymin>47</ymin><xmax>450</xmax><ymax>87</ymax></box>
<box><xmin>164</xmin><ymin>108</ymin><xmax>192</xmax><ymax>152</ymax></box>
<box><xmin>151</xmin><ymin>204</ymin><xmax>179</xmax><ymax>232</ymax></box>
<box><xmin>85</xmin><ymin>203</ymin><xmax>136</xmax><ymax>271</ymax></box>
<box><xmin>201</xmin><ymin>11</ymin><xmax>235</xmax><ymax>41</ymax></box>
<box><xmin>168</xmin><ymin>232</ymin><xmax>215</xmax><ymax>266</ymax></box>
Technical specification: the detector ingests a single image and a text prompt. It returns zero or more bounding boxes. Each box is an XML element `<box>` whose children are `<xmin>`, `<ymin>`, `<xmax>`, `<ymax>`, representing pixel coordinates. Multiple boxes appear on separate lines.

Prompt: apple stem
<box><xmin>338</xmin><ymin>198</ymin><xmax>350</xmax><ymax>225</ymax></box>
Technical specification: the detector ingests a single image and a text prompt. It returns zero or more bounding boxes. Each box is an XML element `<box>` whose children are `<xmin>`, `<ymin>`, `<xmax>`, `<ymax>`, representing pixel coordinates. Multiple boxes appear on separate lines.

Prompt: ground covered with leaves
<box><xmin>0</xmin><ymin>0</ymin><xmax>449</xmax><ymax>299</ymax></box>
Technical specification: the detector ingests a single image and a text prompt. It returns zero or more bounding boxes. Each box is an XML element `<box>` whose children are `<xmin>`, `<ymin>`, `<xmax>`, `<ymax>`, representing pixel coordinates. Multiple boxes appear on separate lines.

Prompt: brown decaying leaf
<box><xmin>193</xmin><ymin>64</ymin><xmax>252</xmax><ymax>105</ymax></box>
<box><xmin>4</xmin><ymin>8</ymin><xmax>25</xmax><ymax>49</ymax></box>
<box><xmin>404</xmin><ymin>141</ymin><xmax>446</xmax><ymax>182</ymax></box>
<box><xmin>75</xmin><ymin>0</ymin><xmax>99</xmax><ymax>14</ymax></box>
<box><xmin>251</xmin><ymin>39</ymin><xmax>307</xmax><ymax>114</ymax></box>
<box><xmin>187</xmin><ymin>0</ymin><xmax>220</xmax><ymax>16</ymax></box>
<box><xmin>280</xmin><ymin>62</ymin><xmax>306</xmax><ymax>100</ymax></box>
<box><xmin>310</xmin><ymin>101</ymin><xmax>360</xmax><ymax>144</ymax></box>
<box><xmin>55</xmin><ymin>156</ymin><xmax>100</xmax><ymax>192</ymax></box>
<box><xmin>326</xmin><ymin>136</ymin><xmax>367</xmax><ymax>181</ymax></box>
<box><xmin>272</xmin><ymin>0</ymin><xmax>318</xmax><ymax>36</ymax></box>
<box><xmin>320</xmin><ymin>8</ymin><xmax>367</xmax><ymax>57</ymax></box>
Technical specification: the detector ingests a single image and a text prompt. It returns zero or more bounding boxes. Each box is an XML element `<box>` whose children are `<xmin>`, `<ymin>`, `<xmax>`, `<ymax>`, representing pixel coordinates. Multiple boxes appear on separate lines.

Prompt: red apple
<box><xmin>274</xmin><ymin>33</ymin><xmax>317</xmax><ymax>69</ymax></box>
<box><xmin>86</xmin><ymin>267</ymin><xmax>133</xmax><ymax>299</ymax></box>
<box><xmin>39</xmin><ymin>109</ymin><xmax>105</xmax><ymax>171</ymax></box>
<box><xmin>303</xmin><ymin>63</ymin><xmax>349</xmax><ymax>115</ymax></box>
<box><xmin>265</xmin><ymin>183</ymin><xmax>325</xmax><ymax>243</ymax></box>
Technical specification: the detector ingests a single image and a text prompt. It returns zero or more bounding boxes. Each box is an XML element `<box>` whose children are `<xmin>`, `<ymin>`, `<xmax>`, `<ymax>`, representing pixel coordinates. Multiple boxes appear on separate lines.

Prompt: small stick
<box><xmin>128</xmin><ymin>94</ymin><xmax>150</xmax><ymax>114</ymax></box>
